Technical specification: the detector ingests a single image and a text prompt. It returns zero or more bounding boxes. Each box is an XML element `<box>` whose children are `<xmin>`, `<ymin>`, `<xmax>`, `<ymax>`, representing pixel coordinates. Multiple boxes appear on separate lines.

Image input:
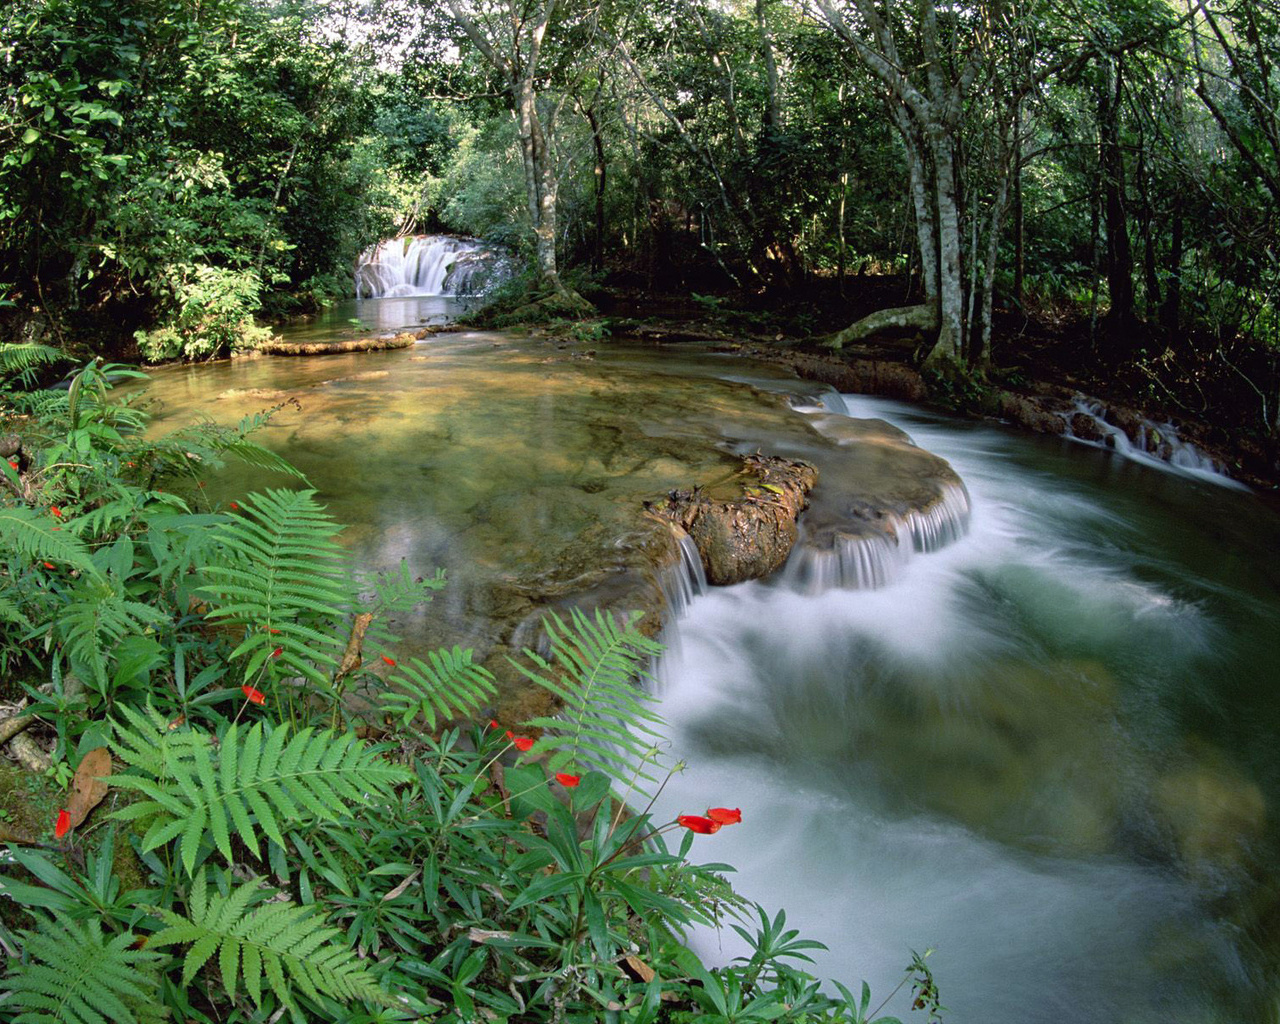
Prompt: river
<box><xmin>144</xmin><ymin>296</ymin><xmax>1280</xmax><ymax>1022</ymax></box>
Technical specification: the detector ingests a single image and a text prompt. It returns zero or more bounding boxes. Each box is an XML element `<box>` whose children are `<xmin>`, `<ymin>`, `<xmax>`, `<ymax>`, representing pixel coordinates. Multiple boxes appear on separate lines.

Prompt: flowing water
<box><xmin>143</xmin><ymin>299</ymin><xmax>1280</xmax><ymax>1021</ymax></box>
<box><xmin>652</xmin><ymin>396</ymin><xmax>1280</xmax><ymax>1024</ymax></box>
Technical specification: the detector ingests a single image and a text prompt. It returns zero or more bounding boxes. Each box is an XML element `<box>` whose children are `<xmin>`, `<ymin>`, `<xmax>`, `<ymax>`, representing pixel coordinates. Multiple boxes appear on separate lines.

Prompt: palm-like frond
<box><xmin>54</xmin><ymin>575</ymin><xmax>167</xmax><ymax>687</ymax></box>
<box><xmin>149</xmin><ymin>872</ymin><xmax>385</xmax><ymax>1012</ymax></box>
<box><xmin>379</xmin><ymin>646</ymin><xmax>497</xmax><ymax>730</ymax></box>
<box><xmin>200</xmin><ymin>489</ymin><xmax>350</xmax><ymax>684</ymax></box>
<box><xmin>516</xmin><ymin>609</ymin><xmax>665</xmax><ymax>782</ymax></box>
<box><xmin>109</xmin><ymin>705</ymin><xmax>413</xmax><ymax>873</ymax></box>
<box><xmin>3</xmin><ymin>911</ymin><xmax>164</xmax><ymax>1024</ymax></box>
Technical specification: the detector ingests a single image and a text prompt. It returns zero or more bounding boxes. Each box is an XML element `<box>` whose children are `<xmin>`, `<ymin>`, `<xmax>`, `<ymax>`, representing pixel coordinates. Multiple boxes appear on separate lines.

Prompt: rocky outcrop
<box><xmin>649</xmin><ymin>454</ymin><xmax>818</xmax><ymax>585</ymax></box>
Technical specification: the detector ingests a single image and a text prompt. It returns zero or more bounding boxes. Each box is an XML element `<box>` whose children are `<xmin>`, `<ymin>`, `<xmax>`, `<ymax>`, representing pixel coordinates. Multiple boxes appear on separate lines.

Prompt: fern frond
<box><xmin>109</xmin><ymin>714</ymin><xmax>413</xmax><ymax>873</ymax></box>
<box><xmin>0</xmin><ymin>593</ymin><xmax>33</xmax><ymax>628</ymax></box>
<box><xmin>55</xmin><ymin>576</ymin><xmax>167</xmax><ymax>686</ymax></box>
<box><xmin>4</xmin><ymin>911</ymin><xmax>164</xmax><ymax>1024</ymax></box>
<box><xmin>149</xmin><ymin>872</ymin><xmax>386</xmax><ymax>1012</ymax></box>
<box><xmin>0</xmin><ymin>341</ymin><xmax>63</xmax><ymax>376</ymax></box>
<box><xmin>200</xmin><ymin>489</ymin><xmax>351</xmax><ymax>684</ymax></box>
<box><xmin>379</xmin><ymin>646</ymin><xmax>497</xmax><ymax>730</ymax></box>
<box><xmin>516</xmin><ymin>609</ymin><xmax>666</xmax><ymax>782</ymax></box>
<box><xmin>0</xmin><ymin>507</ymin><xmax>99</xmax><ymax>575</ymax></box>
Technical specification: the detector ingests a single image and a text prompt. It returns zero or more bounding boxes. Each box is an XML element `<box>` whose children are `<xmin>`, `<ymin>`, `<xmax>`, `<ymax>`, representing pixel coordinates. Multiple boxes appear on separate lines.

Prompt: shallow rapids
<box><xmin>652</xmin><ymin>397</ymin><xmax>1280</xmax><ymax>1024</ymax></box>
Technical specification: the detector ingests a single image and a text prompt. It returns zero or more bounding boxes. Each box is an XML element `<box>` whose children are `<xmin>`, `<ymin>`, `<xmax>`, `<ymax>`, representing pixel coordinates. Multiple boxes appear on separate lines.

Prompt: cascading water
<box><xmin>651</xmin><ymin>394</ymin><xmax>1280</xmax><ymax>1024</ymax></box>
<box><xmin>1058</xmin><ymin>396</ymin><xmax>1242</xmax><ymax>488</ymax></box>
<box><xmin>354</xmin><ymin>235</ymin><xmax>509</xmax><ymax>298</ymax></box>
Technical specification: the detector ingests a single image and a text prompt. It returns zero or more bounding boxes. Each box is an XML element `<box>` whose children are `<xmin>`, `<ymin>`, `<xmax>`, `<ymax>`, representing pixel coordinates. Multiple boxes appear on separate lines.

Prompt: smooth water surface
<box><xmin>653</xmin><ymin>396</ymin><xmax>1280</xmax><ymax>1023</ymax></box>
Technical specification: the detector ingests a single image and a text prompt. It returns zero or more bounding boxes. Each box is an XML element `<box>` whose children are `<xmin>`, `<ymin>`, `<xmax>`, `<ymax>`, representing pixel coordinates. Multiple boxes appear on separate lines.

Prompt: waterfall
<box><xmin>1059</xmin><ymin>397</ymin><xmax>1244</xmax><ymax>488</ymax></box>
<box><xmin>354</xmin><ymin>235</ymin><xmax>509</xmax><ymax>298</ymax></box>
<box><xmin>784</xmin><ymin>481</ymin><xmax>971</xmax><ymax>594</ymax></box>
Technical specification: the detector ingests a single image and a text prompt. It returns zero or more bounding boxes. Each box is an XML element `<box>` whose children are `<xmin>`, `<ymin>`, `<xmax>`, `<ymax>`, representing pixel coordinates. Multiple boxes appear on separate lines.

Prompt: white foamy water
<box><xmin>649</xmin><ymin>396</ymin><xmax>1264</xmax><ymax>1023</ymax></box>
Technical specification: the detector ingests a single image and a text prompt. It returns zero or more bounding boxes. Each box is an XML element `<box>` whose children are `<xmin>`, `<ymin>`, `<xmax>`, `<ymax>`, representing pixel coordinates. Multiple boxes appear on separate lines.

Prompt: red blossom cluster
<box><xmin>678</xmin><ymin>807</ymin><xmax>743</xmax><ymax>834</ymax></box>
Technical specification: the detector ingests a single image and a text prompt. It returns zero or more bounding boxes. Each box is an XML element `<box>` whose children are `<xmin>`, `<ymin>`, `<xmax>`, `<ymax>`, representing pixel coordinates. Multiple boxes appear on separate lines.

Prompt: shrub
<box><xmin>134</xmin><ymin>264</ymin><xmax>274</xmax><ymax>362</ymax></box>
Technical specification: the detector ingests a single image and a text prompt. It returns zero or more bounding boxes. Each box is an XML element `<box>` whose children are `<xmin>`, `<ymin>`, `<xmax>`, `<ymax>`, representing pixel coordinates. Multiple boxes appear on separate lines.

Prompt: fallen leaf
<box><xmin>381</xmin><ymin>869</ymin><xmax>420</xmax><ymax>902</ymax></box>
<box><xmin>335</xmin><ymin>612</ymin><xmax>374</xmax><ymax>681</ymax></box>
<box><xmin>467</xmin><ymin>928</ymin><xmax>513</xmax><ymax>943</ymax></box>
<box><xmin>65</xmin><ymin>747</ymin><xmax>111</xmax><ymax>831</ymax></box>
<box><xmin>621</xmin><ymin>955</ymin><xmax>656</xmax><ymax>983</ymax></box>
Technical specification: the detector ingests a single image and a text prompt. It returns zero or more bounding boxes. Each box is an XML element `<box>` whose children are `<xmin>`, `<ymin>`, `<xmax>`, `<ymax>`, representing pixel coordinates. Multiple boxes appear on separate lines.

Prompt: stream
<box><xmin>144</xmin><ymin>297</ymin><xmax>1280</xmax><ymax>1022</ymax></box>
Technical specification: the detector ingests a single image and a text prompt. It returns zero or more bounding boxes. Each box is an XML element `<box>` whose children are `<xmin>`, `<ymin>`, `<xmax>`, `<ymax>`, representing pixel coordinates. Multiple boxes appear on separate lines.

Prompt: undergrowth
<box><xmin>0</xmin><ymin>342</ymin><xmax>936</xmax><ymax>1023</ymax></box>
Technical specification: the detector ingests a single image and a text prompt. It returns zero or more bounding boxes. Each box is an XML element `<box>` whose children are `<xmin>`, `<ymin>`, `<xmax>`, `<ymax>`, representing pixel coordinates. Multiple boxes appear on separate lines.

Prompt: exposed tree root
<box><xmin>822</xmin><ymin>303</ymin><xmax>937</xmax><ymax>350</ymax></box>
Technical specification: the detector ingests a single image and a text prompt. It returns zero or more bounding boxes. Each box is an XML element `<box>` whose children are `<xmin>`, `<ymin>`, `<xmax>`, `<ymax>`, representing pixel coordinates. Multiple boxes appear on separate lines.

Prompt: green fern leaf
<box><xmin>109</xmin><ymin>713</ymin><xmax>413</xmax><ymax>874</ymax></box>
<box><xmin>0</xmin><ymin>507</ymin><xmax>99</xmax><ymax>575</ymax></box>
<box><xmin>379</xmin><ymin>646</ymin><xmax>497</xmax><ymax>730</ymax></box>
<box><xmin>200</xmin><ymin>489</ymin><xmax>351</xmax><ymax>685</ymax></box>
<box><xmin>516</xmin><ymin>608</ymin><xmax>666</xmax><ymax>783</ymax></box>
<box><xmin>4</xmin><ymin>911</ymin><xmax>164</xmax><ymax>1024</ymax></box>
<box><xmin>149</xmin><ymin>873</ymin><xmax>386</xmax><ymax>1011</ymax></box>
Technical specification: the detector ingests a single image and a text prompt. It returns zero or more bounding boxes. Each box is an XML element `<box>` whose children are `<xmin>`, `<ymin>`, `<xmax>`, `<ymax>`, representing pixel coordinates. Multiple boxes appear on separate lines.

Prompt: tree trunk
<box><xmin>925</xmin><ymin>131</ymin><xmax>964</xmax><ymax>372</ymax></box>
<box><xmin>584</xmin><ymin>101</ymin><xmax>606</xmax><ymax>272</ymax></box>
<box><xmin>1013</xmin><ymin>101</ymin><xmax>1024</xmax><ymax>309</ymax></box>
<box><xmin>1100</xmin><ymin>59</ymin><xmax>1135</xmax><ymax>338</ymax></box>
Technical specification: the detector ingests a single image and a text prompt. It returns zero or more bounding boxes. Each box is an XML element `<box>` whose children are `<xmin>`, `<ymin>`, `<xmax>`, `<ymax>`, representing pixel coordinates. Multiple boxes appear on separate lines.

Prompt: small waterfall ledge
<box><xmin>354</xmin><ymin>235</ymin><xmax>511</xmax><ymax>298</ymax></box>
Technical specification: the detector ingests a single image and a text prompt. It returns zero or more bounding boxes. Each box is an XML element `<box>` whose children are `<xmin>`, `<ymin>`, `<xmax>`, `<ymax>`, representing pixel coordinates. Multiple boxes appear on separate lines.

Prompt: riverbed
<box><xmin>144</xmin><ymin>296</ymin><xmax>1280</xmax><ymax>1022</ymax></box>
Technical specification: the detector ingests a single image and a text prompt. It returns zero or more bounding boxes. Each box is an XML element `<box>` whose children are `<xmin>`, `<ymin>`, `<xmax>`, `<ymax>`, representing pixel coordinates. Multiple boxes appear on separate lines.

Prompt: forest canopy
<box><xmin>2</xmin><ymin>0</ymin><xmax>1278</xmax><ymax>431</ymax></box>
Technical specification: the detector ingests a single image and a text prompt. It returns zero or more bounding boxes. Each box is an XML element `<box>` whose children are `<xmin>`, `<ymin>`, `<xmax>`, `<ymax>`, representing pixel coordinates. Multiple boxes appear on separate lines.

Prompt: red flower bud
<box><xmin>488</xmin><ymin>719</ymin><xmax>500</xmax><ymax>730</ymax></box>
<box><xmin>229</xmin><ymin>502</ymin><xmax>239</xmax><ymax>511</ymax></box>
<box><xmin>678</xmin><ymin>814</ymin><xmax>721</xmax><ymax>834</ymax></box>
<box><xmin>54</xmin><ymin>809</ymin><xmax>71</xmax><ymax>839</ymax></box>
<box><xmin>42</xmin><ymin>561</ymin><xmax>55</xmax><ymax>569</ymax></box>
<box><xmin>555</xmin><ymin>772</ymin><xmax>581</xmax><ymax>787</ymax></box>
<box><xmin>270</xmin><ymin>647</ymin><xmax>282</xmax><ymax>658</ymax></box>
<box><xmin>706</xmin><ymin>807</ymin><xmax>742</xmax><ymax>825</ymax></box>
<box><xmin>50</xmin><ymin>506</ymin><xmax>62</xmax><ymax>518</ymax></box>
<box><xmin>7</xmin><ymin>461</ymin><xmax>17</xmax><ymax>471</ymax></box>
<box><xmin>381</xmin><ymin>655</ymin><xmax>396</xmax><ymax>666</ymax></box>
<box><xmin>241</xmin><ymin>684</ymin><xmax>266</xmax><ymax>705</ymax></box>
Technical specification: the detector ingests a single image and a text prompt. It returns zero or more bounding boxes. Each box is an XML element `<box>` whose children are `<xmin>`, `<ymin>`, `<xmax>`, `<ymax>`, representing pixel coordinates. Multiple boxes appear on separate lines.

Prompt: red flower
<box><xmin>50</xmin><ymin>506</ymin><xmax>62</xmax><ymax>518</ymax></box>
<box><xmin>270</xmin><ymin>647</ymin><xmax>282</xmax><ymax>658</ymax></box>
<box><xmin>229</xmin><ymin>502</ymin><xmax>239</xmax><ymax>511</ymax></box>
<box><xmin>265</xmin><ymin>627</ymin><xmax>281</xmax><ymax>634</ymax></box>
<box><xmin>42</xmin><ymin>561</ymin><xmax>55</xmax><ymax>569</ymax></box>
<box><xmin>706</xmin><ymin>807</ymin><xmax>742</xmax><ymax>825</ymax></box>
<box><xmin>241</xmin><ymin>684</ymin><xmax>266</xmax><ymax>705</ymax></box>
<box><xmin>381</xmin><ymin>655</ymin><xmax>396</xmax><ymax>666</ymax></box>
<box><xmin>505</xmin><ymin>730</ymin><xmax>534</xmax><ymax>752</ymax></box>
<box><xmin>54</xmin><ymin>809</ymin><xmax>71</xmax><ymax>839</ymax></box>
<box><xmin>555</xmin><ymin>772</ymin><xmax>581</xmax><ymax>787</ymax></box>
<box><xmin>488</xmin><ymin>719</ymin><xmax>500</xmax><ymax>730</ymax></box>
<box><xmin>678</xmin><ymin>814</ymin><xmax>721</xmax><ymax>835</ymax></box>
<box><xmin>7</xmin><ymin>461</ymin><xmax>17</xmax><ymax>471</ymax></box>
<box><xmin>126</xmin><ymin>461</ymin><xmax>136</xmax><ymax>468</ymax></box>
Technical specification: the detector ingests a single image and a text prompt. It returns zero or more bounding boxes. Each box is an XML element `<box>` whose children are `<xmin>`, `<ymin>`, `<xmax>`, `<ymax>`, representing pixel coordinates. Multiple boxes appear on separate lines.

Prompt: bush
<box><xmin>134</xmin><ymin>264</ymin><xmax>274</xmax><ymax>362</ymax></box>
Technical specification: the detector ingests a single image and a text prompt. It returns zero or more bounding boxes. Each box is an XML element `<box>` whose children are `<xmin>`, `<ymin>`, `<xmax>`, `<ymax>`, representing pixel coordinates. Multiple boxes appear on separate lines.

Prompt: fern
<box><xmin>0</xmin><ymin>341</ymin><xmax>63</xmax><ymax>376</ymax></box>
<box><xmin>109</xmin><ymin>705</ymin><xmax>414</xmax><ymax>873</ymax></box>
<box><xmin>162</xmin><ymin>410</ymin><xmax>307</xmax><ymax>481</ymax></box>
<box><xmin>0</xmin><ymin>507</ymin><xmax>99</xmax><ymax>575</ymax></box>
<box><xmin>379</xmin><ymin>646</ymin><xmax>497</xmax><ymax>730</ymax></box>
<box><xmin>200</xmin><ymin>489</ymin><xmax>351</xmax><ymax>684</ymax></box>
<box><xmin>149</xmin><ymin>871</ymin><xmax>386</xmax><ymax>1013</ymax></box>
<box><xmin>3</xmin><ymin>910</ymin><xmax>165</xmax><ymax>1024</ymax></box>
<box><xmin>55</xmin><ymin>575</ymin><xmax>167</xmax><ymax>687</ymax></box>
<box><xmin>516</xmin><ymin>608</ymin><xmax>666</xmax><ymax>782</ymax></box>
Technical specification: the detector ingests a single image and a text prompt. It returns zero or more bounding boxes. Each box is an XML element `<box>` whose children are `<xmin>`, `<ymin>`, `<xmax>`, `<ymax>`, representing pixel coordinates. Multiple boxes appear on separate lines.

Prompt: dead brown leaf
<box><xmin>335</xmin><ymin>612</ymin><xmax>374</xmax><ymax>682</ymax></box>
<box><xmin>65</xmin><ymin>746</ymin><xmax>111</xmax><ymax>831</ymax></box>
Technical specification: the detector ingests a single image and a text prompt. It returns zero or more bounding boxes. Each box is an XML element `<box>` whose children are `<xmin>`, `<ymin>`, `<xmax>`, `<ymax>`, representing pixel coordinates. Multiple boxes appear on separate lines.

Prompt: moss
<box><xmin>0</xmin><ymin>762</ymin><xmax>60</xmax><ymax>844</ymax></box>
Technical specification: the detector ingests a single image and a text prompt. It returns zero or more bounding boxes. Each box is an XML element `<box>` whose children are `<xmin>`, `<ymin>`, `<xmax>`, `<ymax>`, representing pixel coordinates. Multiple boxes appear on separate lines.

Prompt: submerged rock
<box><xmin>262</xmin><ymin>332</ymin><xmax>418</xmax><ymax>356</ymax></box>
<box><xmin>652</xmin><ymin>454</ymin><xmax>818</xmax><ymax>585</ymax></box>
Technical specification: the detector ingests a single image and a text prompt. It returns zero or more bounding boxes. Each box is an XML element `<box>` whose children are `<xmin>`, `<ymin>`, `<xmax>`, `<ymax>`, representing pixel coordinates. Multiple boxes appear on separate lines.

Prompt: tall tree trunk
<box><xmin>1100</xmin><ymin>58</ymin><xmax>1135</xmax><ymax>337</ymax></box>
<box><xmin>1161</xmin><ymin>74</ymin><xmax>1185</xmax><ymax>340</ymax></box>
<box><xmin>1013</xmin><ymin>101</ymin><xmax>1024</xmax><ymax>309</ymax></box>
<box><xmin>926</xmin><ymin>130</ymin><xmax>964</xmax><ymax>371</ymax></box>
<box><xmin>1135</xmin><ymin>129</ymin><xmax>1161</xmax><ymax>317</ymax></box>
<box><xmin>584</xmin><ymin>101</ymin><xmax>606</xmax><ymax>272</ymax></box>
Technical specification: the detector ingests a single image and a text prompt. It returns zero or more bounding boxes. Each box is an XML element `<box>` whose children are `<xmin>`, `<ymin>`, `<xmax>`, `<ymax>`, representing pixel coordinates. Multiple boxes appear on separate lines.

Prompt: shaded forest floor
<box><xmin>579</xmin><ymin>273</ymin><xmax>1280</xmax><ymax>492</ymax></box>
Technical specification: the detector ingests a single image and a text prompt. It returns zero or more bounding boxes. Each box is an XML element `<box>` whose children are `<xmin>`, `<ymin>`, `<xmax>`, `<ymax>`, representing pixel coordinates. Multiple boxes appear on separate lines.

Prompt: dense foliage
<box><xmin>3</xmin><ymin>0</ymin><xmax>1278</xmax><ymax>436</ymax></box>
<box><xmin>0</xmin><ymin>355</ymin><xmax>942</xmax><ymax>1021</ymax></box>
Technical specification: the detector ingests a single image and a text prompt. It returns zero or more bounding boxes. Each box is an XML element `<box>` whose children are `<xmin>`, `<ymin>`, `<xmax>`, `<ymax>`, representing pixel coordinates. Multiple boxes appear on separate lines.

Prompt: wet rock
<box><xmin>652</xmin><ymin>454</ymin><xmax>817</xmax><ymax>585</ymax></box>
<box><xmin>1069</xmin><ymin>412</ymin><xmax>1106</xmax><ymax>442</ymax></box>
<box><xmin>782</xmin><ymin>353</ymin><xmax>928</xmax><ymax>402</ymax></box>
<box><xmin>997</xmin><ymin>392</ymin><xmax>1067</xmax><ymax>435</ymax></box>
<box><xmin>1152</xmin><ymin>748</ymin><xmax>1266</xmax><ymax>873</ymax></box>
